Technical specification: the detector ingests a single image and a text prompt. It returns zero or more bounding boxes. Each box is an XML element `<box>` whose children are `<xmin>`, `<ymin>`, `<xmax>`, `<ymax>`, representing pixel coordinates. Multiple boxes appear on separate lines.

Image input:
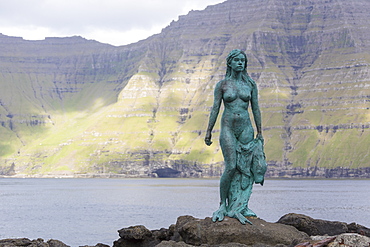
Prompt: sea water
<box><xmin>0</xmin><ymin>178</ymin><xmax>369</xmax><ymax>246</ymax></box>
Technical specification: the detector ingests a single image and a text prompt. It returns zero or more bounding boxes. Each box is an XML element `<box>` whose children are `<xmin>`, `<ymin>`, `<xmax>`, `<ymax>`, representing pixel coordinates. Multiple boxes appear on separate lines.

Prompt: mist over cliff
<box><xmin>1</xmin><ymin>0</ymin><xmax>369</xmax><ymax>178</ymax></box>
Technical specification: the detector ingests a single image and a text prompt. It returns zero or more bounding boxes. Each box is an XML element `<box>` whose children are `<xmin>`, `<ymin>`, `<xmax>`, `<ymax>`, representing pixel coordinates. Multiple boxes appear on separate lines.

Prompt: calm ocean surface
<box><xmin>0</xmin><ymin>178</ymin><xmax>369</xmax><ymax>246</ymax></box>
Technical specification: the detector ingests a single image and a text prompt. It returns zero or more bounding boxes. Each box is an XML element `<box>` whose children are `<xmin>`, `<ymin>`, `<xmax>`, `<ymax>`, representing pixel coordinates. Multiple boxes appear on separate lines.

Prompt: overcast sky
<box><xmin>0</xmin><ymin>0</ymin><xmax>225</xmax><ymax>46</ymax></box>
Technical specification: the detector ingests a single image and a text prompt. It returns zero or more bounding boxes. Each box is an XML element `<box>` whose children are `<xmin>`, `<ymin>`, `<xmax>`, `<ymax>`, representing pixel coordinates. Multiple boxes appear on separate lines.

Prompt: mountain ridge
<box><xmin>0</xmin><ymin>0</ymin><xmax>369</xmax><ymax>178</ymax></box>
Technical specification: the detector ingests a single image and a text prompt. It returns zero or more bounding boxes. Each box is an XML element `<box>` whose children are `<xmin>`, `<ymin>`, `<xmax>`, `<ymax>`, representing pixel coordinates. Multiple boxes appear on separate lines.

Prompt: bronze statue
<box><xmin>205</xmin><ymin>49</ymin><xmax>267</xmax><ymax>224</ymax></box>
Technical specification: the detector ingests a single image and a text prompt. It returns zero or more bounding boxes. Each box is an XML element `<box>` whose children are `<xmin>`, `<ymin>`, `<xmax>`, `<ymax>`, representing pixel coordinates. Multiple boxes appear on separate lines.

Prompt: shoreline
<box><xmin>1</xmin><ymin>213</ymin><xmax>369</xmax><ymax>247</ymax></box>
<box><xmin>2</xmin><ymin>174</ymin><xmax>370</xmax><ymax>180</ymax></box>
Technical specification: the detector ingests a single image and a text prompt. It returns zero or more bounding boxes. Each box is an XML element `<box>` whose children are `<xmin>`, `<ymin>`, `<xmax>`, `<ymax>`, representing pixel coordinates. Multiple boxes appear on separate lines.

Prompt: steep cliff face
<box><xmin>0</xmin><ymin>35</ymin><xmax>148</xmax><ymax>174</ymax></box>
<box><xmin>0</xmin><ymin>0</ymin><xmax>369</xmax><ymax>177</ymax></box>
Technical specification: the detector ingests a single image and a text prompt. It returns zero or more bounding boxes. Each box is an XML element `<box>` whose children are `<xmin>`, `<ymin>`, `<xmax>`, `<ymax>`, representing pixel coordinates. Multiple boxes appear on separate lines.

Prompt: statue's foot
<box><xmin>243</xmin><ymin>208</ymin><xmax>257</xmax><ymax>217</ymax></box>
<box><xmin>212</xmin><ymin>204</ymin><xmax>227</xmax><ymax>222</ymax></box>
<box><xmin>235</xmin><ymin>212</ymin><xmax>252</xmax><ymax>225</ymax></box>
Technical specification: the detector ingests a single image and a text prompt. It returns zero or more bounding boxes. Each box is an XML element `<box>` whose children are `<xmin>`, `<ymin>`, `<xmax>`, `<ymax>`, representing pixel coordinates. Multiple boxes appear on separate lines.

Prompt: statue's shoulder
<box><xmin>215</xmin><ymin>79</ymin><xmax>227</xmax><ymax>89</ymax></box>
<box><xmin>218</xmin><ymin>78</ymin><xmax>227</xmax><ymax>84</ymax></box>
<box><xmin>247</xmin><ymin>76</ymin><xmax>257</xmax><ymax>88</ymax></box>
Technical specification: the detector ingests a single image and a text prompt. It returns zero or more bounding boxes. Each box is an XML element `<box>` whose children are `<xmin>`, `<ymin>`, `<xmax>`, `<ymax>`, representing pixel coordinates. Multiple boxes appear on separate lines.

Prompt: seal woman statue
<box><xmin>205</xmin><ymin>49</ymin><xmax>267</xmax><ymax>224</ymax></box>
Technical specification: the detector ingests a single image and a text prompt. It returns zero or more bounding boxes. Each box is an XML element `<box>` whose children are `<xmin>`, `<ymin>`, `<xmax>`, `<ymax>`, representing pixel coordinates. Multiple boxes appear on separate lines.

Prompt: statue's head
<box><xmin>226</xmin><ymin>49</ymin><xmax>248</xmax><ymax>70</ymax></box>
<box><xmin>225</xmin><ymin>49</ymin><xmax>248</xmax><ymax>80</ymax></box>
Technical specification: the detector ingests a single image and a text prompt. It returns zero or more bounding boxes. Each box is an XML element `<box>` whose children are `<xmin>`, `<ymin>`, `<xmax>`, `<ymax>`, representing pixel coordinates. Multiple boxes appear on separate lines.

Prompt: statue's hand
<box><xmin>205</xmin><ymin>131</ymin><xmax>213</xmax><ymax>146</ymax></box>
<box><xmin>256</xmin><ymin>132</ymin><xmax>264</xmax><ymax>144</ymax></box>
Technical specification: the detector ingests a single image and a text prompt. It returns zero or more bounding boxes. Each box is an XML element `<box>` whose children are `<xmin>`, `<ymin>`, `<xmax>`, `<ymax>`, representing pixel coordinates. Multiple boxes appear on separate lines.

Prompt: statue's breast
<box><xmin>223</xmin><ymin>88</ymin><xmax>238</xmax><ymax>102</ymax></box>
<box><xmin>238</xmin><ymin>86</ymin><xmax>251</xmax><ymax>102</ymax></box>
<box><xmin>222</xmin><ymin>80</ymin><xmax>251</xmax><ymax>103</ymax></box>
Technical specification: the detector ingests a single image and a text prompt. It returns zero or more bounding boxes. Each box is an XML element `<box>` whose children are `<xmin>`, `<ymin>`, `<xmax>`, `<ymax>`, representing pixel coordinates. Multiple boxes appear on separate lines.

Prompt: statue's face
<box><xmin>229</xmin><ymin>53</ymin><xmax>246</xmax><ymax>72</ymax></box>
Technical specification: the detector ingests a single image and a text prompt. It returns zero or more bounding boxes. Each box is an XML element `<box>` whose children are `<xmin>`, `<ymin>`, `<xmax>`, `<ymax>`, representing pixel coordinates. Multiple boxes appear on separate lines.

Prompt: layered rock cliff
<box><xmin>0</xmin><ymin>0</ymin><xmax>369</xmax><ymax>177</ymax></box>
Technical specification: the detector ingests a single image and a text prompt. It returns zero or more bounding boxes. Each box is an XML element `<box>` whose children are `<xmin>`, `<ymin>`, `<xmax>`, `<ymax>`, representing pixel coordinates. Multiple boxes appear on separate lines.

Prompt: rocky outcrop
<box><xmin>0</xmin><ymin>238</ymin><xmax>70</xmax><ymax>247</ymax></box>
<box><xmin>309</xmin><ymin>234</ymin><xmax>370</xmax><ymax>247</ymax></box>
<box><xmin>113</xmin><ymin>214</ymin><xmax>370</xmax><ymax>247</ymax></box>
<box><xmin>2</xmin><ymin>214</ymin><xmax>369</xmax><ymax>247</ymax></box>
<box><xmin>113</xmin><ymin>215</ymin><xmax>309</xmax><ymax>247</ymax></box>
<box><xmin>0</xmin><ymin>238</ymin><xmax>109</xmax><ymax>247</ymax></box>
<box><xmin>277</xmin><ymin>213</ymin><xmax>370</xmax><ymax>238</ymax></box>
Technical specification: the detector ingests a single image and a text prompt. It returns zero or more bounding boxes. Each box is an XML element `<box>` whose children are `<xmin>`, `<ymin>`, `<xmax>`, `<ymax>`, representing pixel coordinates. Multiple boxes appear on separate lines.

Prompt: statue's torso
<box><xmin>219</xmin><ymin>79</ymin><xmax>253</xmax><ymax>138</ymax></box>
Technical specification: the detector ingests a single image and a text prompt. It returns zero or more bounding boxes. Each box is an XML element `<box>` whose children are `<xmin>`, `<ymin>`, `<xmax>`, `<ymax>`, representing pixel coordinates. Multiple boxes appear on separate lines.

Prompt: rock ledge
<box><xmin>114</xmin><ymin>215</ymin><xmax>309</xmax><ymax>247</ymax></box>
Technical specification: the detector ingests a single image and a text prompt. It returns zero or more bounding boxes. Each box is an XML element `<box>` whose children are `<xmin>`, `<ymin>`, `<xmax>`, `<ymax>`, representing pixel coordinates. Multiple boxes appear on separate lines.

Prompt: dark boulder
<box><xmin>175</xmin><ymin>215</ymin><xmax>309</xmax><ymax>246</ymax></box>
<box><xmin>113</xmin><ymin>215</ymin><xmax>309</xmax><ymax>247</ymax></box>
<box><xmin>0</xmin><ymin>238</ymin><xmax>69</xmax><ymax>247</ymax></box>
<box><xmin>114</xmin><ymin>225</ymin><xmax>173</xmax><ymax>247</ymax></box>
<box><xmin>47</xmin><ymin>239</ymin><xmax>70</xmax><ymax>247</ymax></box>
<box><xmin>118</xmin><ymin>225</ymin><xmax>153</xmax><ymax>241</ymax></box>
<box><xmin>155</xmin><ymin>241</ymin><xmax>194</xmax><ymax>247</ymax></box>
<box><xmin>315</xmin><ymin>233</ymin><xmax>370</xmax><ymax>247</ymax></box>
<box><xmin>277</xmin><ymin>213</ymin><xmax>370</xmax><ymax>237</ymax></box>
<box><xmin>347</xmin><ymin>222</ymin><xmax>370</xmax><ymax>237</ymax></box>
<box><xmin>80</xmin><ymin>243</ymin><xmax>110</xmax><ymax>247</ymax></box>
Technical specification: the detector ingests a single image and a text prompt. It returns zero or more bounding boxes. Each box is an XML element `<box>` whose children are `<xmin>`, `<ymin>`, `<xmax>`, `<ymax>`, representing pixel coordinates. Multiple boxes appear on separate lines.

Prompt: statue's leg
<box><xmin>238</xmin><ymin>125</ymin><xmax>254</xmax><ymax>145</ymax></box>
<box><xmin>213</xmin><ymin>129</ymin><xmax>237</xmax><ymax>222</ymax></box>
<box><xmin>239</xmin><ymin>126</ymin><xmax>257</xmax><ymax>221</ymax></box>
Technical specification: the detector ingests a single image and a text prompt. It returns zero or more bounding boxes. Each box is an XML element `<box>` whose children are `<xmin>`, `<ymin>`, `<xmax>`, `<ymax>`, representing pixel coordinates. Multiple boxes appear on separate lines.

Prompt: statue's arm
<box><xmin>250</xmin><ymin>83</ymin><xmax>262</xmax><ymax>138</ymax></box>
<box><xmin>205</xmin><ymin>81</ymin><xmax>222</xmax><ymax>146</ymax></box>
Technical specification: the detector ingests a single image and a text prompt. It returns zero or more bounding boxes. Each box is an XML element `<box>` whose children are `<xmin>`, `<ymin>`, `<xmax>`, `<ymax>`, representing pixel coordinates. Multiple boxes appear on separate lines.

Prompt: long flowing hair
<box><xmin>225</xmin><ymin>49</ymin><xmax>256</xmax><ymax>87</ymax></box>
